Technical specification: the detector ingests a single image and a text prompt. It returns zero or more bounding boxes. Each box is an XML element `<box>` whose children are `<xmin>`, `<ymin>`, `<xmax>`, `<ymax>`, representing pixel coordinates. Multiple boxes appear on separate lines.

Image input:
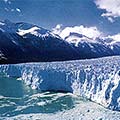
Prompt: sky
<box><xmin>0</xmin><ymin>0</ymin><xmax>120</xmax><ymax>37</ymax></box>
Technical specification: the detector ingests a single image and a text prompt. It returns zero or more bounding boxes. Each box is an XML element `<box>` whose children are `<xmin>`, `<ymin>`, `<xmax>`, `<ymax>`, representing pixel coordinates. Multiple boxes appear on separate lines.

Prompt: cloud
<box><xmin>4</xmin><ymin>7</ymin><xmax>21</xmax><ymax>13</ymax></box>
<box><xmin>107</xmin><ymin>17</ymin><xmax>114</xmax><ymax>23</ymax></box>
<box><xmin>95</xmin><ymin>0</ymin><xmax>120</xmax><ymax>22</ymax></box>
<box><xmin>16</xmin><ymin>8</ymin><xmax>21</xmax><ymax>13</ymax></box>
<box><xmin>106</xmin><ymin>34</ymin><xmax>120</xmax><ymax>42</ymax></box>
<box><xmin>3</xmin><ymin>0</ymin><xmax>8</xmax><ymax>2</ymax></box>
<box><xmin>52</xmin><ymin>24</ymin><xmax>63</xmax><ymax>35</ymax></box>
<box><xmin>3</xmin><ymin>0</ymin><xmax>11</xmax><ymax>4</ymax></box>
<box><xmin>3</xmin><ymin>0</ymin><xmax>21</xmax><ymax>13</ymax></box>
<box><xmin>52</xmin><ymin>25</ymin><xmax>102</xmax><ymax>40</ymax></box>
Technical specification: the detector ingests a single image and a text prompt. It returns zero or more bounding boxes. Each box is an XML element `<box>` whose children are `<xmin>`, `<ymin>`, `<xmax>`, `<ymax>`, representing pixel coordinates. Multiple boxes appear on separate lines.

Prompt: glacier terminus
<box><xmin>0</xmin><ymin>56</ymin><xmax>120</xmax><ymax>112</ymax></box>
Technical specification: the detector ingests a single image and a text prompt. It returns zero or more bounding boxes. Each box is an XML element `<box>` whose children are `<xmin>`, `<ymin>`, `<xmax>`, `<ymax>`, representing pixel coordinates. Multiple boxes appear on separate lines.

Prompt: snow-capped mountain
<box><xmin>62</xmin><ymin>31</ymin><xmax>115</xmax><ymax>59</ymax></box>
<box><xmin>52</xmin><ymin>25</ymin><xmax>120</xmax><ymax>57</ymax></box>
<box><xmin>1</xmin><ymin>20</ymin><xmax>120</xmax><ymax>64</ymax></box>
<box><xmin>64</xmin><ymin>32</ymin><xmax>95</xmax><ymax>47</ymax></box>
<box><xmin>0</xmin><ymin>20</ymin><xmax>80</xmax><ymax>64</ymax></box>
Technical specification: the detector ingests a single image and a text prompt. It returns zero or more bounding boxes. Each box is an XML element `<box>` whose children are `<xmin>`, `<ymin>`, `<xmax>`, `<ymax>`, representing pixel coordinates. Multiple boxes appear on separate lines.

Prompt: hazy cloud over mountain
<box><xmin>52</xmin><ymin>25</ymin><xmax>102</xmax><ymax>40</ymax></box>
<box><xmin>95</xmin><ymin>0</ymin><xmax>120</xmax><ymax>22</ymax></box>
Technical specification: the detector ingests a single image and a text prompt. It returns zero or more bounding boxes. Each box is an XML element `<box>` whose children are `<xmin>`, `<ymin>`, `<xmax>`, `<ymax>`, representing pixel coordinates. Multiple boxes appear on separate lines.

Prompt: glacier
<box><xmin>0</xmin><ymin>56</ymin><xmax>120</xmax><ymax>111</ymax></box>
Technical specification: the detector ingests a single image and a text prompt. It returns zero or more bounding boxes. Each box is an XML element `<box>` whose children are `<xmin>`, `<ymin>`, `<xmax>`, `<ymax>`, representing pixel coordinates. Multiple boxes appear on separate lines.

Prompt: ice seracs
<box><xmin>0</xmin><ymin>56</ymin><xmax>120</xmax><ymax>111</ymax></box>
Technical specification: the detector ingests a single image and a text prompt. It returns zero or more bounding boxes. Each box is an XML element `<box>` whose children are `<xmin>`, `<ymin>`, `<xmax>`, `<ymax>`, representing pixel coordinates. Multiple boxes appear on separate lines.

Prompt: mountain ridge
<box><xmin>0</xmin><ymin>20</ymin><xmax>120</xmax><ymax>64</ymax></box>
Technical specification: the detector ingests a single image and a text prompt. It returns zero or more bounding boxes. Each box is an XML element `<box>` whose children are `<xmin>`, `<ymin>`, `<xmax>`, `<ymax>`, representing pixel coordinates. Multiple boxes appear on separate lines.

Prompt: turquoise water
<box><xmin>1</xmin><ymin>57</ymin><xmax>120</xmax><ymax>120</ymax></box>
<box><xmin>0</xmin><ymin>76</ymin><xmax>83</xmax><ymax>118</ymax></box>
<box><xmin>0</xmin><ymin>74</ymin><xmax>120</xmax><ymax>120</ymax></box>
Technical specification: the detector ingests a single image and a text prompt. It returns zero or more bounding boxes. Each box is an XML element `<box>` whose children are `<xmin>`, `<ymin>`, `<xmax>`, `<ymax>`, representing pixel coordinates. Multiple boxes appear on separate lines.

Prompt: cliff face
<box><xmin>0</xmin><ymin>56</ymin><xmax>120</xmax><ymax>111</ymax></box>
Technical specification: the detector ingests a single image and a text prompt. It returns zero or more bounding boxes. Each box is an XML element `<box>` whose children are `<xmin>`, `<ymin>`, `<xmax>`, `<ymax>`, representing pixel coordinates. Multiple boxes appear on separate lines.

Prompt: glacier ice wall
<box><xmin>0</xmin><ymin>56</ymin><xmax>120</xmax><ymax>111</ymax></box>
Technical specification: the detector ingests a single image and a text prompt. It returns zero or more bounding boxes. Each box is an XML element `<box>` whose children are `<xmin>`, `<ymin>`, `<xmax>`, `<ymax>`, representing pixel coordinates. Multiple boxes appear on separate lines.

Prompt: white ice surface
<box><xmin>0</xmin><ymin>56</ymin><xmax>120</xmax><ymax>111</ymax></box>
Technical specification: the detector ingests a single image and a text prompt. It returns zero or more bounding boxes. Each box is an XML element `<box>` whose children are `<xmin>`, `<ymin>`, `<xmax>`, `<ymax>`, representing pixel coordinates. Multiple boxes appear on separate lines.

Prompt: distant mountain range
<box><xmin>0</xmin><ymin>20</ymin><xmax>120</xmax><ymax>64</ymax></box>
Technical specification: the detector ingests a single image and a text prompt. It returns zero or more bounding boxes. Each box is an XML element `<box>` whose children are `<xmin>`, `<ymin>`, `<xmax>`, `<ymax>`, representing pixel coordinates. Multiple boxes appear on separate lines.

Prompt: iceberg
<box><xmin>0</xmin><ymin>56</ymin><xmax>120</xmax><ymax>111</ymax></box>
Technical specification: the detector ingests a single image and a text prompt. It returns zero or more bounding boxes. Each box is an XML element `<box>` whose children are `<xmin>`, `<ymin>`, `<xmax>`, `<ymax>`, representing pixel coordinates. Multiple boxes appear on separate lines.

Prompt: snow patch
<box><xmin>0</xmin><ymin>28</ymin><xmax>5</xmax><ymax>32</ymax></box>
<box><xmin>0</xmin><ymin>22</ymin><xmax>5</xmax><ymax>26</ymax></box>
<box><xmin>17</xmin><ymin>27</ymin><xmax>40</xmax><ymax>36</ymax></box>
